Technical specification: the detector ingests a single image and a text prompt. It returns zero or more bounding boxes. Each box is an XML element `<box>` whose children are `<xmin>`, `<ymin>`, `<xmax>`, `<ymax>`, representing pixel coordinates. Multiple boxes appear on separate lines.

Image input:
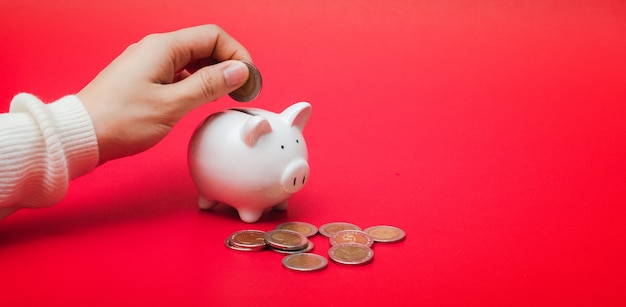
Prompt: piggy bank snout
<box><xmin>280</xmin><ymin>159</ymin><xmax>310</xmax><ymax>194</ymax></box>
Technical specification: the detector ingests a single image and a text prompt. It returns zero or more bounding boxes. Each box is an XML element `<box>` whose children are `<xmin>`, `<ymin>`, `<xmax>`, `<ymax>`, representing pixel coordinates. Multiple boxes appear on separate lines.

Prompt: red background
<box><xmin>1</xmin><ymin>0</ymin><xmax>625</xmax><ymax>305</ymax></box>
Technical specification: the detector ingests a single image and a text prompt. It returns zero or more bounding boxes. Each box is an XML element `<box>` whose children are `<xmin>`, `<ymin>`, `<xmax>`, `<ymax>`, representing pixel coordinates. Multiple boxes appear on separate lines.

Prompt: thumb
<box><xmin>170</xmin><ymin>60</ymin><xmax>249</xmax><ymax>108</ymax></box>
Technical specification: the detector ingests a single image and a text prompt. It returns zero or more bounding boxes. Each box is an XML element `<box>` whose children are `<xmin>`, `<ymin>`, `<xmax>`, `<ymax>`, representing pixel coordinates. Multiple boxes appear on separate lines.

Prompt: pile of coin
<box><xmin>319</xmin><ymin>222</ymin><xmax>405</xmax><ymax>266</ymax></box>
<box><xmin>224</xmin><ymin>230</ymin><xmax>266</xmax><ymax>252</ymax></box>
<box><xmin>265</xmin><ymin>229</ymin><xmax>314</xmax><ymax>254</ymax></box>
<box><xmin>224</xmin><ymin>221</ymin><xmax>405</xmax><ymax>272</ymax></box>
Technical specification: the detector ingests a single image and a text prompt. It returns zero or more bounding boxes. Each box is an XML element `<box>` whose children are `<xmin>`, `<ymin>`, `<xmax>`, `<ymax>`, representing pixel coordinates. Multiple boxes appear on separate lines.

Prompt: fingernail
<box><xmin>223</xmin><ymin>61</ymin><xmax>248</xmax><ymax>88</ymax></box>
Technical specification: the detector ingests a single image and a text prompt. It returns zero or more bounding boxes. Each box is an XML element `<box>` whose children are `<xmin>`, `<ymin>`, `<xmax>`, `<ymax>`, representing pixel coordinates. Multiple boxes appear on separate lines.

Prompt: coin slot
<box><xmin>229</xmin><ymin>108</ymin><xmax>255</xmax><ymax>115</ymax></box>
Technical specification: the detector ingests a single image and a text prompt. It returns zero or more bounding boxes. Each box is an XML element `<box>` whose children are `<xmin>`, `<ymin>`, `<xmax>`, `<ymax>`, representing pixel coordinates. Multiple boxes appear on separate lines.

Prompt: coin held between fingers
<box><xmin>229</xmin><ymin>60</ymin><xmax>262</xmax><ymax>102</ymax></box>
<box><xmin>223</xmin><ymin>61</ymin><xmax>249</xmax><ymax>88</ymax></box>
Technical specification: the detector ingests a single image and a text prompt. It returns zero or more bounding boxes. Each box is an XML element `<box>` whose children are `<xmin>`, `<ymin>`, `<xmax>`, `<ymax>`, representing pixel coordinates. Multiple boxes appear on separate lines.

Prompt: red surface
<box><xmin>1</xmin><ymin>0</ymin><xmax>625</xmax><ymax>305</ymax></box>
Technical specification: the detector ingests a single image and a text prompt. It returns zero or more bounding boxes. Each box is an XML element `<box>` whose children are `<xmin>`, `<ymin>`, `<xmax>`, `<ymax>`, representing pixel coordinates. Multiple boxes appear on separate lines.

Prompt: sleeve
<box><xmin>0</xmin><ymin>93</ymin><xmax>99</xmax><ymax>218</ymax></box>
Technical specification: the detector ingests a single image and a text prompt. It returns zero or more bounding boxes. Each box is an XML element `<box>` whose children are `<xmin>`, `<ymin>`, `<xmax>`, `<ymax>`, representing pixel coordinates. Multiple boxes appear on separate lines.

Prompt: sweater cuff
<box><xmin>45</xmin><ymin>95</ymin><xmax>100</xmax><ymax>179</ymax></box>
<box><xmin>10</xmin><ymin>93</ymin><xmax>99</xmax><ymax>180</ymax></box>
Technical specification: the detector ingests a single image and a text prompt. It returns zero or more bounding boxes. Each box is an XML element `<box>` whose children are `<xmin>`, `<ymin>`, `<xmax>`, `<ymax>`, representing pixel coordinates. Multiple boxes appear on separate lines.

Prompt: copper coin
<box><xmin>275</xmin><ymin>221</ymin><xmax>318</xmax><ymax>237</ymax></box>
<box><xmin>318</xmin><ymin>222</ymin><xmax>361</xmax><ymax>237</ymax></box>
<box><xmin>329</xmin><ymin>230</ymin><xmax>374</xmax><ymax>247</ymax></box>
<box><xmin>229</xmin><ymin>60</ymin><xmax>262</xmax><ymax>102</ymax></box>
<box><xmin>228</xmin><ymin>230</ymin><xmax>267</xmax><ymax>249</ymax></box>
<box><xmin>328</xmin><ymin>243</ymin><xmax>374</xmax><ymax>265</ymax></box>
<box><xmin>363</xmin><ymin>225</ymin><xmax>406</xmax><ymax>243</ymax></box>
<box><xmin>264</xmin><ymin>229</ymin><xmax>309</xmax><ymax>251</ymax></box>
<box><xmin>282</xmin><ymin>253</ymin><xmax>328</xmax><ymax>272</ymax></box>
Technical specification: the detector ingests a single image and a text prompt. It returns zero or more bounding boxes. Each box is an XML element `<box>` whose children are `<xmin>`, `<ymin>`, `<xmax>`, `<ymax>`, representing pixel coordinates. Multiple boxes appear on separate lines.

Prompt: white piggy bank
<box><xmin>188</xmin><ymin>102</ymin><xmax>312</xmax><ymax>223</ymax></box>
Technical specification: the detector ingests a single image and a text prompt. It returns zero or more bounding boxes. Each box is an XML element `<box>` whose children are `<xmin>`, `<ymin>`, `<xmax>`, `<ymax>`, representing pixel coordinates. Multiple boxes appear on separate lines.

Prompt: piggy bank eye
<box><xmin>281</xmin><ymin>145</ymin><xmax>285</xmax><ymax>149</ymax></box>
<box><xmin>296</xmin><ymin>139</ymin><xmax>299</xmax><ymax>144</ymax></box>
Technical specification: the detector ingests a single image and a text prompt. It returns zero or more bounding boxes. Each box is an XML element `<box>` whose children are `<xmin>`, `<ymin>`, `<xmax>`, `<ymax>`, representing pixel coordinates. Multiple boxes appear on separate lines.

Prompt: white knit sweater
<box><xmin>0</xmin><ymin>93</ymin><xmax>99</xmax><ymax>219</ymax></box>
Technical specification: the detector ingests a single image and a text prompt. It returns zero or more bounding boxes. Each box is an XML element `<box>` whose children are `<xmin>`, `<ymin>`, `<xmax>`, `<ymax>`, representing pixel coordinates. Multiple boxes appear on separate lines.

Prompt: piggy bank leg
<box><xmin>237</xmin><ymin>209</ymin><xmax>263</xmax><ymax>223</ymax></box>
<box><xmin>198</xmin><ymin>196</ymin><xmax>218</xmax><ymax>210</ymax></box>
<box><xmin>273</xmin><ymin>201</ymin><xmax>288</xmax><ymax>211</ymax></box>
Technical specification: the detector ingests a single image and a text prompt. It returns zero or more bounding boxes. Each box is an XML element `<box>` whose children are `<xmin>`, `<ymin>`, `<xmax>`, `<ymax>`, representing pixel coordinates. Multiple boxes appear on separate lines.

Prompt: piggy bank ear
<box><xmin>242</xmin><ymin>115</ymin><xmax>272</xmax><ymax>147</ymax></box>
<box><xmin>281</xmin><ymin>102</ymin><xmax>312</xmax><ymax>131</ymax></box>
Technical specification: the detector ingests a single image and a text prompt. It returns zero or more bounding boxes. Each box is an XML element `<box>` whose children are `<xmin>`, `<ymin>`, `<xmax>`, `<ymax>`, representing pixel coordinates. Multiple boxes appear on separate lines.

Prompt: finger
<box><xmin>165</xmin><ymin>60</ymin><xmax>249</xmax><ymax>110</ymax></box>
<box><xmin>172</xmin><ymin>70</ymin><xmax>190</xmax><ymax>83</ymax></box>
<box><xmin>183</xmin><ymin>58</ymin><xmax>219</xmax><ymax>75</ymax></box>
<box><xmin>164</xmin><ymin>24</ymin><xmax>252</xmax><ymax>72</ymax></box>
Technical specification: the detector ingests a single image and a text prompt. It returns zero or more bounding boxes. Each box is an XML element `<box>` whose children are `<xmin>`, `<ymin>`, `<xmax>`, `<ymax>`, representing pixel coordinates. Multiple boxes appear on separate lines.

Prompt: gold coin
<box><xmin>229</xmin><ymin>60</ymin><xmax>262</xmax><ymax>102</ymax></box>
<box><xmin>282</xmin><ymin>253</ymin><xmax>328</xmax><ymax>272</ymax></box>
<box><xmin>275</xmin><ymin>222</ymin><xmax>318</xmax><ymax>237</ymax></box>
<box><xmin>329</xmin><ymin>230</ymin><xmax>374</xmax><ymax>247</ymax></box>
<box><xmin>328</xmin><ymin>243</ymin><xmax>374</xmax><ymax>265</ymax></box>
<box><xmin>363</xmin><ymin>225</ymin><xmax>406</xmax><ymax>243</ymax></box>
<box><xmin>264</xmin><ymin>229</ymin><xmax>309</xmax><ymax>251</ymax></box>
<box><xmin>318</xmin><ymin>222</ymin><xmax>361</xmax><ymax>237</ymax></box>
<box><xmin>228</xmin><ymin>230</ymin><xmax>267</xmax><ymax>249</ymax></box>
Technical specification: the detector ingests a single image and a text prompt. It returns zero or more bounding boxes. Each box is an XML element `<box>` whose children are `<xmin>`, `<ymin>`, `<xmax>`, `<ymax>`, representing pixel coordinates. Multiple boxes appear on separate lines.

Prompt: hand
<box><xmin>77</xmin><ymin>24</ymin><xmax>252</xmax><ymax>164</ymax></box>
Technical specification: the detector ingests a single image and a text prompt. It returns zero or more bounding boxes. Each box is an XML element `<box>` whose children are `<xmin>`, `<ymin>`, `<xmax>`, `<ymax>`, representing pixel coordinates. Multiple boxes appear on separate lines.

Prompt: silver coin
<box><xmin>269</xmin><ymin>240</ymin><xmax>314</xmax><ymax>255</ymax></box>
<box><xmin>228</xmin><ymin>230</ymin><xmax>267</xmax><ymax>249</ymax></box>
<box><xmin>329</xmin><ymin>230</ymin><xmax>374</xmax><ymax>247</ymax></box>
<box><xmin>275</xmin><ymin>221</ymin><xmax>319</xmax><ymax>237</ymax></box>
<box><xmin>224</xmin><ymin>238</ymin><xmax>265</xmax><ymax>252</ymax></box>
<box><xmin>282</xmin><ymin>253</ymin><xmax>328</xmax><ymax>272</ymax></box>
<box><xmin>363</xmin><ymin>225</ymin><xmax>406</xmax><ymax>243</ymax></box>
<box><xmin>328</xmin><ymin>243</ymin><xmax>374</xmax><ymax>265</ymax></box>
<box><xmin>264</xmin><ymin>229</ymin><xmax>309</xmax><ymax>251</ymax></box>
<box><xmin>318</xmin><ymin>222</ymin><xmax>361</xmax><ymax>237</ymax></box>
<box><xmin>229</xmin><ymin>60</ymin><xmax>262</xmax><ymax>102</ymax></box>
